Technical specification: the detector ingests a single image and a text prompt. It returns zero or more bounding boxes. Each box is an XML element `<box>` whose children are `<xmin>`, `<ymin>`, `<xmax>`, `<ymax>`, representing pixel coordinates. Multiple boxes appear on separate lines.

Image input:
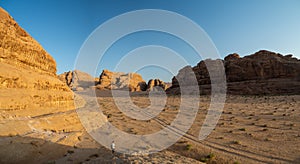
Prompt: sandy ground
<box><xmin>0</xmin><ymin>90</ymin><xmax>299</xmax><ymax>163</ymax></box>
<box><xmin>98</xmin><ymin>91</ymin><xmax>300</xmax><ymax>163</ymax></box>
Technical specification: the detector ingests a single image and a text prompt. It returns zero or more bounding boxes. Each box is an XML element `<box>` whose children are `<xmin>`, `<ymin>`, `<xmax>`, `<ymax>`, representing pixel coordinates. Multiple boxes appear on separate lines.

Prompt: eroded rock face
<box><xmin>225</xmin><ymin>50</ymin><xmax>300</xmax><ymax>82</ymax></box>
<box><xmin>167</xmin><ymin>50</ymin><xmax>300</xmax><ymax>95</ymax></box>
<box><xmin>0</xmin><ymin>7</ymin><xmax>75</xmax><ymax>114</ymax></box>
<box><xmin>97</xmin><ymin>70</ymin><xmax>147</xmax><ymax>92</ymax></box>
<box><xmin>0</xmin><ymin>8</ymin><xmax>56</xmax><ymax>76</ymax></box>
<box><xmin>58</xmin><ymin>70</ymin><xmax>96</xmax><ymax>91</ymax></box>
<box><xmin>147</xmin><ymin>79</ymin><xmax>167</xmax><ymax>91</ymax></box>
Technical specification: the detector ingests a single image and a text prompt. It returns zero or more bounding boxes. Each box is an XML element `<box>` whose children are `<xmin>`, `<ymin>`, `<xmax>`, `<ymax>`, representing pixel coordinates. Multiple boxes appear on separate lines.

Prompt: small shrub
<box><xmin>232</xmin><ymin>140</ymin><xmax>240</xmax><ymax>145</ymax></box>
<box><xmin>207</xmin><ymin>153</ymin><xmax>215</xmax><ymax>159</ymax></box>
<box><xmin>89</xmin><ymin>154</ymin><xmax>99</xmax><ymax>158</ymax></box>
<box><xmin>199</xmin><ymin>153</ymin><xmax>215</xmax><ymax>162</ymax></box>
<box><xmin>186</xmin><ymin>144</ymin><xmax>192</xmax><ymax>150</ymax></box>
<box><xmin>200</xmin><ymin>157</ymin><xmax>208</xmax><ymax>162</ymax></box>
<box><xmin>261</xmin><ymin>124</ymin><xmax>267</xmax><ymax>127</ymax></box>
<box><xmin>67</xmin><ymin>150</ymin><xmax>74</xmax><ymax>154</ymax></box>
<box><xmin>178</xmin><ymin>140</ymin><xmax>187</xmax><ymax>144</ymax></box>
<box><xmin>289</xmin><ymin>123</ymin><xmax>295</xmax><ymax>127</ymax></box>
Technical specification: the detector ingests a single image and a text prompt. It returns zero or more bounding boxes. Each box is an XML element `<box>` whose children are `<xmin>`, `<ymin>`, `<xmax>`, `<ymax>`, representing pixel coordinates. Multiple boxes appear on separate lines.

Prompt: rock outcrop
<box><xmin>0</xmin><ymin>7</ymin><xmax>79</xmax><ymax>136</ymax></box>
<box><xmin>147</xmin><ymin>79</ymin><xmax>167</xmax><ymax>91</ymax></box>
<box><xmin>58</xmin><ymin>70</ymin><xmax>97</xmax><ymax>91</ymax></box>
<box><xmin>97</xmin><ymin>69</ymin><xmax>147</xmax><ymax>92</ymax></box>
<box><xmin>0</xmin><ymin>9</ymin><xmax>56</xmax><ymax>76</ymax></box>
<box><xmin>225</xmin><ymin>50</ymin><xmax>299</xmax><ymax>82</ymax></box>
<box><xmin>167</xmin><ymin>50</ymin><xmax>300</xmax><ymax>95</ymax></box>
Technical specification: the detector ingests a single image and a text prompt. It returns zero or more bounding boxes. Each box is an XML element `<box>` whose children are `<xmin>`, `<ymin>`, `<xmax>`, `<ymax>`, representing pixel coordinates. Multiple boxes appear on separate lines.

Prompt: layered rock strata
<box><xmin>167</xmin><ymin>50</ymin><xmax>300</xmax><ymax>95</ymax></box>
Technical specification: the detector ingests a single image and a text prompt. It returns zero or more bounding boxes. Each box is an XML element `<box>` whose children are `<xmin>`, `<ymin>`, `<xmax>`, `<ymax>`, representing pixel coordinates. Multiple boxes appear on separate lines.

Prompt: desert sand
<box><xmin>1</xmin><ymin>91</ymin><xmax>299</xmax><ymax>163</ymax></box>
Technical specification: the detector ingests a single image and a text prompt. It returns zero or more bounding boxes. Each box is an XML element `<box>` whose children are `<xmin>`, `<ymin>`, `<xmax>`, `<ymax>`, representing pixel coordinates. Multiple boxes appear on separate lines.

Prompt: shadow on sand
<box><xmin>0</xmin><ymin>135</ymin><xmax>125</xmax><ymax>164</ymax></box>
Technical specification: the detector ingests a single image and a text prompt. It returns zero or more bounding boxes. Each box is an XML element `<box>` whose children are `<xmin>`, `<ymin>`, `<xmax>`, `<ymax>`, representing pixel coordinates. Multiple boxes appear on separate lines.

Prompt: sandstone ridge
<box><xmin>0</xmin><ymin>7</ymin><xmax>56</xmax><ymax>76</ymax></box>
<box><xmin>0</xmin><ymin>7</ymin><xmax>80</xmax><ymax>137</ymax></box>
<box><xmin>167</xmin><ymin>50</ymin><xmax>300</xmax><ymax>95</ymax></box>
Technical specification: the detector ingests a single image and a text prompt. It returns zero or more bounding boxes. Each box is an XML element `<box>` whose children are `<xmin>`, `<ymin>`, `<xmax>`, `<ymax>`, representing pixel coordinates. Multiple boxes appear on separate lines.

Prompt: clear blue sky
<box><xmin>1</xmin><ymin>0</ymin><xmax>300</xmax><ymax>82</ymax></box>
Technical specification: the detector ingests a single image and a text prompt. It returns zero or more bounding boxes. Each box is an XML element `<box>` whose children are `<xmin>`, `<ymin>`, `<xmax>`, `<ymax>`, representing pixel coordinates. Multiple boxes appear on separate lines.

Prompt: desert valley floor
<box><xmin>1</xmin><ymin>91</ymin><xmax>299</xmax><ymax>164</ymax></box>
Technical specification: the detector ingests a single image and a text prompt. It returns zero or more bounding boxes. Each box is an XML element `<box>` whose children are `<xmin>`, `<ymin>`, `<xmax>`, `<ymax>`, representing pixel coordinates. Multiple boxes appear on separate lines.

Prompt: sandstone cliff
<box><xmin>147</xmin><ymin>79</ymin><xmax>167</xmax><ymax>91</ymax></box>
<box><xmin>167</xmin><ymin>50</ymin><xmax>300</xmax><ymax>95</ymax></box>
<box><xmin>0</xmin><ymin>8</ymin><xmax>56</xmax><ymax>76</ymax></box>
<box><xmin>97</xmin><ymin>69</ymin><xmax>147</xmax><ymax>92</ymax></box>
<box><xmin>58</xmin><ymin>70</ymin><xmax>97</xmax><ymax>91</ymax></box>
<box><xmin>0</xmin><ymin>7</ymin><xmax>79</xmax><ymax>136</ymax></box>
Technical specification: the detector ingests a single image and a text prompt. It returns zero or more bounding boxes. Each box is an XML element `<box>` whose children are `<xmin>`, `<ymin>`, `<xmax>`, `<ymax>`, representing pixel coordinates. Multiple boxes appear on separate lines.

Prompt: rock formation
<box><xmin>0</xmin><ymin>10</ymin><xmax>56</xmax><ymax>76</ymax></box>
<box><xmin>0</xmin><ymin>7</ymin><xmax>80</xmax><ymax>136</ymax></box>
<box><xmin>167</xmin><ymin>50</ymin><xmax>300</xmax><ymax>95</ymax></box>
<box><xmin>147</xmin><ymin>79</ymin><xmax>167</xmax><ymax>91</ymax></box>
<box><xmin>58</xmin><ymin>70</ymin><xmax>97</xmax><ymax>91</ymax></box>
<box><xmin>97</xmin><ymin>69</ymin><xmax>147</xmax><ymax>91</ymax></box>
<box><xmin>225</xmin><ymin>50</ymin><xmax>299</xmax><ymax>82</ymax></box>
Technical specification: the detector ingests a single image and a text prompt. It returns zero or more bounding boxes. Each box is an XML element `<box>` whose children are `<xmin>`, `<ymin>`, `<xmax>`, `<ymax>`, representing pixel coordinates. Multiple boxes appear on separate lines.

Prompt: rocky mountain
<box><xmin>96</xmin><ymin>69</ymin><xmax>147</xmax><ymax>92</ymax></box>
<box><xmin>147</xmin><ymin>79</ymin><xmax>167</xmax><ymax>91</ymax></box>
<box><xmin>0</xmin><ymin>7</ymin><xmax>76</xmax><ymax>112</ymax></box>
<box><xmin>167</xmin><ymin>50</ymin><xmax>300</xmax><ymax>95</ymax></box>
<box><xmin>0</xmin><ymin>7</ymin><xmax>82</xmax><ymax>137</ymax></box>
<box><xmin>58</xmin><ymin>70</ymin><xmax>97</xmax><ymax>91</ymax></box>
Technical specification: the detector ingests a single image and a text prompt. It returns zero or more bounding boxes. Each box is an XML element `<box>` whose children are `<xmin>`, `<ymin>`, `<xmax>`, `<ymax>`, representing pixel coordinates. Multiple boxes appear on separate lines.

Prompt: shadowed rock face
<box><xmin>0</xmin><ymin>7</ymin><xmax>74</xmax><ymax>112</ymax></box>
<box><xmin>168</xmin><ymin>50</ymin><xmax>300</xmax><ymax>95</ymax></box>
<box><xmin>97</xmin><ymin>69</ymin><xmax>147</xmax><ymax>92</ymax></box>
<box><xmin>225</xmin><ymin>50</ymin><xmax>300</xmax><ymax>82</ymax></box>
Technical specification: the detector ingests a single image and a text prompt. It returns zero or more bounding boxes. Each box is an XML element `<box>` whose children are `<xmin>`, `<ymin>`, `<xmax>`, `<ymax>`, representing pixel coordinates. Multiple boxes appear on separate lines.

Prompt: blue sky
<box><xmin>1</xmin><ymin>0</ymin><xmax>300</xmax><ymax>82</ymax></box>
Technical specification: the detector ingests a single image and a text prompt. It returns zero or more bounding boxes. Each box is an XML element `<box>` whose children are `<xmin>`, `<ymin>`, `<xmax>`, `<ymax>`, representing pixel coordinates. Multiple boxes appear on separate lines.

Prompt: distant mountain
<box><xmin>58</xmin><ymin>69</ymin><xmax>170</xmax><ymax>92</ymax></box>
<box><xmin>58</xmin><ymin>70</ymin><xmax>97</xmax><ymax>91</ymax></box>
<box><xmin>96</xmin><ymin>69</ymin><xmax>147</xmax><ymax>92</ymax></box>
<box><xmin>167</xmin><ymin>50</ymin><xmax>300</xmax><ymax>95</ymax></box>
<box><xmin>147</xmin><ymin>79</ymin><xmax>167</xmax><ymax>91</ymax></box>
